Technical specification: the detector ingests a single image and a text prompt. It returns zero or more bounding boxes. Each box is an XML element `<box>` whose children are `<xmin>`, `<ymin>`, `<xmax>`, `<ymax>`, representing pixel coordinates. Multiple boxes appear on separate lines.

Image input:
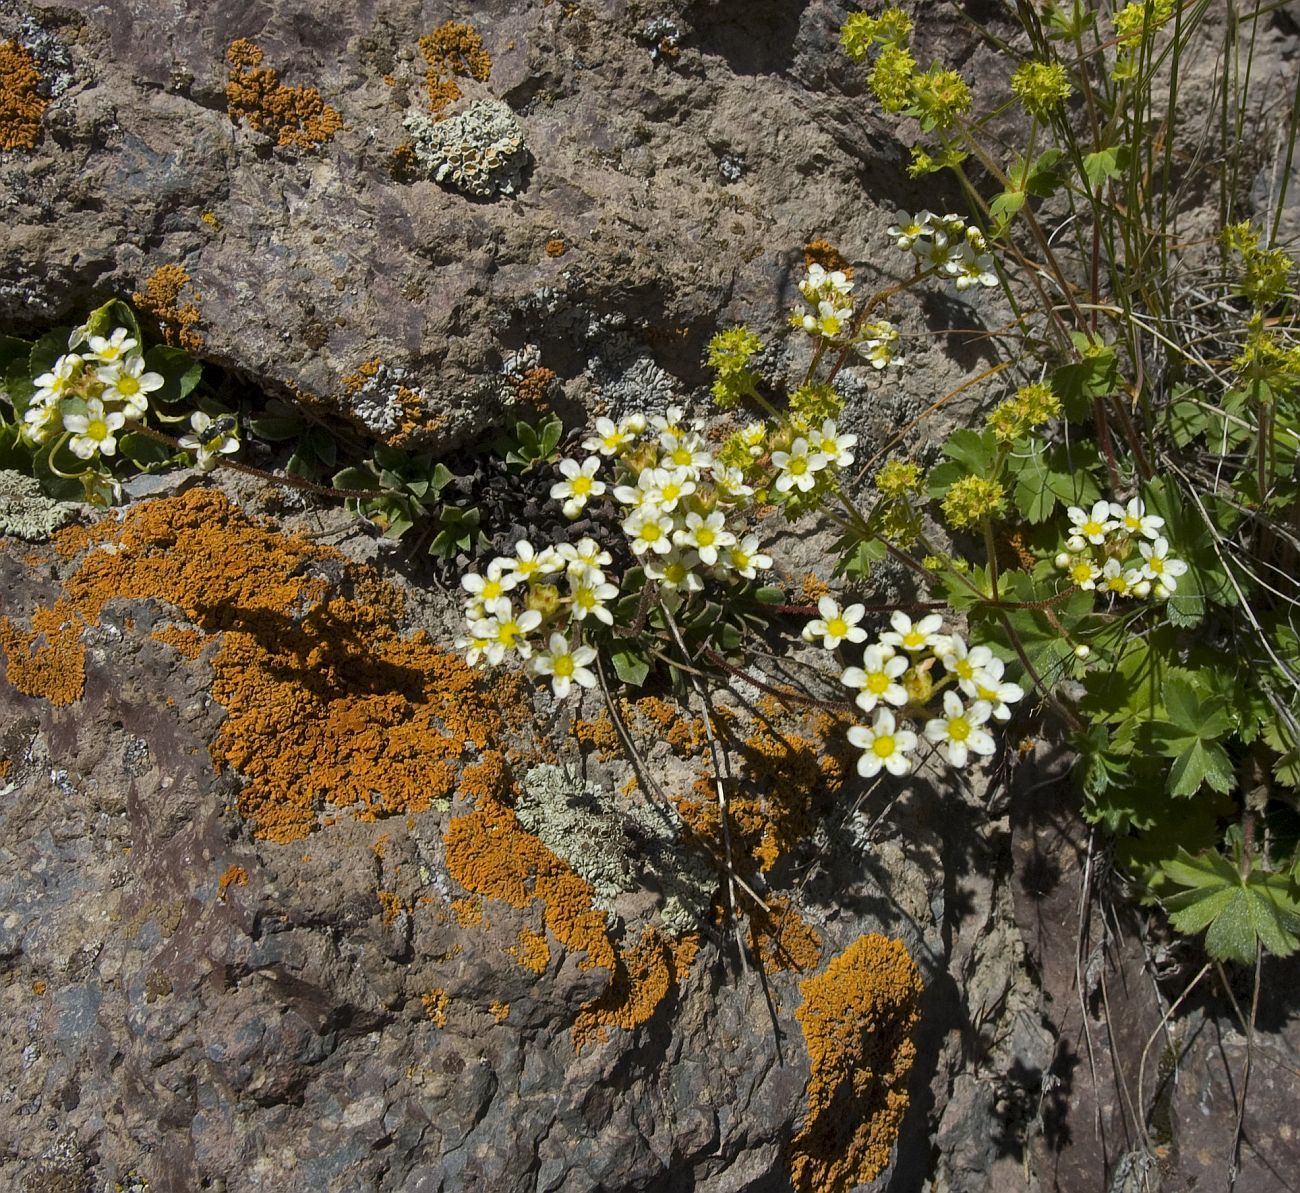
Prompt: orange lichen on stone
<box><xmin>489</xmin><ymin>999</ymin><xmax>510</xmax><ymax>1023</ymax></box>
<box><xmin>0</xmin><ymin>41</ymin><xmax>47</xmax><ymax>151</ymax></box>
<box><xmin>422</xmin><ymin>988</ymin><xmax>449</xmax><ymax>1027</ymax></box>
<box><xmin>151</xmin><ymin>625</ymin><xmax>205</xmax><ymax>659</ymax></box>
<box><xmin>747</xmin><ymin>895</ymin><xmax>822</xmax><ymax>973</ymax></box>
<box><xmin>573</xmin><ymin>714</ymin><xmax>621</xmax><ymax>760</ymax></box>
<box><xmin>376</xmin><ymin>889</ymin><xmax>405</xmax><ymax>925</ymax></box>
<box><xmin>31</xmin><ymin>979</ymin><xmax>45</xmax><ymax>995</ymax></box>
<box><xmin>133</xmin><ymin>264</ymin><xmax>204</xmax><ymax>352</ymax></box>
<box><xmin>217</xmin><ymin>864</ymin><xmax>248</xmax><ymax>900</ymax></box>
<box><xmin>444</xmin><ymin>752</ymin><xmax>616</xmax><ymax>974</ymax></box>
<box><xmin>789</xmin><ymin>935</ymin><xmax>923</xmax><ymax>1193</ymax></box>
<box><xmin>226</xmin><ymin>38</ymin><xmax>341</xmax><ymax>151</ymax></box>
<box><xmin>803</xmin><ymin>239</ymin><xmax>854</xmax><ymax>280</ymax></box>
<box><xmin>545</xmin><ymin>238</ymin><xmax>567</xmax><ymax>258</ymax></box>
<box><xmin>573</xmin><ymin>928</ymin><xmax>699</xmax><ymax>1051</ymax></box>
<box><xmin>418</xmin><ymin>21</ymin><xmax>491</xmax><ymax>115</ymax></box>
<box><xmin>627</xmin><ymin>696</ymin><xmax>705</xmax><ymax>755</ymax></box>
<box><xmin>511</xmin><ymin>367</ymin><xmax>556</xmax><ymax>410</ymax></box>
<box><xmin>511</xmin><ymin>927</ymin><xmax>550</xmax><ymax>973</ymax></box>
<box><xmin>342</xmin><ymin>356</ymin><xmax>382</xmax><ymax>395</ymax></box>
<box><xmin>371</xmin><ymin>833</ymin><xmax>389</xmax><ymax>859</ymax></box>
<box><xmin>33</xmin><ymin>490</ymin><xmax>512</xmax><ymax>843</ymax></box>
<box><xmin>0</xmin><ymin>598</ymin><xmax>87</xmax><ymax>706</ymax></box>
<box><xmin>0</xmin><ymin>758</ymin><xmax>10</xmax><ymax>780</ymax></box>
<box><xmin>796</xmin><ymin>573</ymin><xmax>831</xmax><ymax>605</ymax></box>
<box><xmin>451</xmin><ymin>897</ymin><xmax>483</xmax><ymax>928</ymax></box>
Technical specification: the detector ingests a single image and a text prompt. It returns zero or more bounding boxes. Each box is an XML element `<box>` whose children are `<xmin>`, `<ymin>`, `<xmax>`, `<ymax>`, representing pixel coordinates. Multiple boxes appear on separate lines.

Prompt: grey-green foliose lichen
<box><xmin>403</xmin><ymin>98</ymin><xmax>528</xmax><ymax>198</ymax></box>
<box><xmin>0</xmin><ymin>470</ymin><xmax>80</xmax><ymax>540</ymax></box>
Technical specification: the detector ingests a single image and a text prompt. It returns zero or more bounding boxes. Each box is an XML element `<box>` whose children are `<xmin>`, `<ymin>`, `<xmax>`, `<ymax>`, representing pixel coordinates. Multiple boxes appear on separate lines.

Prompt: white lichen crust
<box><xmin>404</xmin><ymin>99</ymin><xmax>529</xmax><ymax>199</ymax></box>
<box><xmin>0</xmin><ymin>469</ymin><xmax>79</xmax><ymax>540</ymax></box>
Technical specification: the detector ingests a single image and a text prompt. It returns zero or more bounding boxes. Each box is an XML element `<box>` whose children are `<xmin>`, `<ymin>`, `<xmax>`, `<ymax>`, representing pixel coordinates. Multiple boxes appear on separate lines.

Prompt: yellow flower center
<box><xmin>789</xmin><ymin>456</ymin><xmax>808</xmax><ymax>476</ymax></box>
<box><xmin>867</xmin><ymin>672</ymin><xmax>890</xmax><ymax>694</ymax></box>
<box><xmin>948</xmin><ymin>716</ymin><xmax>971</xmax><ymax>742</ymax></box>
<box><xmin>902</xmin><ymin>629</ymin><xmax>926</xmax><ymax>648</ymax></box>
<box><xmin>872</xmin><ymin>735</ymin><xmax>896</xmax><ymax>758</ymax></box>
<box><xmin>671</xmin><ymin>446</ymin><xmax>692</xmax><ymax>466</ymax></box>
<box><xmin>499</xmin><ymin>622</ymin><xmax>521</xmax><ymax>646</ymax></box>
<box><xmin>827</xmin><ymin>616</ymin><xmax>847</xmax><ymax>638</ymax></box>
<box><xmin>482</xmin><ymin>579</ymin><xmax>502</xmax><ymax>601</ymax></box>
<box><xmin>732</xmin><ymin>550</ymin><xmax>750</xmax><ymax>569</ymax></box>
<box><xmin>665</xmin><ymin>563</ymin><xmax>686</xmax><ymax>584</ymax></box>
<box><xmin>1148</xmin><ymin>556</ymin><xmax>1165</xmax><ymax>574</ymax></box>
<box><xmin>956</xmin><ymin>659</ymin><xmax>974</xmax><ymax>680</ymax></box>
<box><xmin>640</xmin><ymin>523</ymin><xmax>663</xmax><ymax>543</ymax></box>
<box><xmin>517</xmin><ymin>560</ymin><xmax>539</xmax><ymax>578</ymax></box>
<box><xmin>87</xmin><ymin>419</ymin><xmax>109</xmax><ymax>441</ymax></box>
<box><xmin>576</xmin><ymin>590</ymin><xmax>596</xmax><ymax>610</ymax></box>
<box><xmin>1070</xmin><ymin>563</ymin><xmax>1093</xmax><ymax>584</ymax></box>
<box><xmin>661</xmin><ymin>482</ymin><xmax>681</xmax><ymax>501</ymax></box>
<box><xmin>117</xmin><ymin>374</ymin><xmax>141</xmax><ymax>396</ymax></box>
<box><xmin>553</xmin><ymin>654</ymin><xmax>575</xmax><ymax>678</ymax></box>
<box><xmin>1082</xmin><ymin>520</ymin><xmax>1103</xmax><ymax>537</ymax></box>
<box><xmin>571</xmin><ymin>476</ymin><xmax>593</xmax><ymax>496</ymax></box>
<box><xmin>696</xmin><ymin>527</ymin><xmax>715</xmax><ymax>547</ymax></box>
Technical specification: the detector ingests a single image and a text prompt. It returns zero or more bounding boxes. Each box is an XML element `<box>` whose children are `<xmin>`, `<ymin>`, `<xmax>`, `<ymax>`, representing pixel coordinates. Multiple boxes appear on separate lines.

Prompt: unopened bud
<box><xmin>1074</xmin><ymin>644</ymin><xmax>1090</xmax><ymax>660</ymax></box>
<box><xmin>1054</xmin><ymin>552</ymin><xmax>1071</xmax><ymax>569</ymax></box>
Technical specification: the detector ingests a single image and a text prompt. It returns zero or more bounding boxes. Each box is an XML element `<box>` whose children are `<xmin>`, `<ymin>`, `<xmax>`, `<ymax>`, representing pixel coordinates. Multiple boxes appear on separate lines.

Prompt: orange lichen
<box><xmin>217</xmin><ymin>864</ymin><xmax>248</xmax><ymax>900</ymax></box>
<box><xmin>545</xmin><ymin>237</ymin><xmax>567</xmax><ymax>258</ymax></box>
<box><xmin>511</xmin><ymin>927</ymin><xmax>550</xmax><ymax>973</ymax></box>
<box><xmin>573</xmin><ymin>929</ymin><xmax>699</xmax><ymax>1050</ymax></box>
<box><xmin>747</xmin><ymin>896</ymin><xmax>822</xmax><ymax>973</ymax></box>
<box><xmin>451</xmin><ymin>897</ymin><xmax>483</xmax><ymax>928</ymax></box>
<box><xmin>132</xmin><ymin>264</ymin><xmax>203</xmax><ymax>352</ymax></box>
<box><xmin>444</xmin><ymin>753</ymin><xmax>616</xmax><ymax>974</ymax></box>
<box><xmin>418</xmin><ymin>21</ymin><xmax>491</xmax><ymax>115</ymax></box>
<box><xmin>789</xmin><ymin>935</ymin><xmax>923</xmax><ymax>1193</ymax></box>
<box><xmin>489</xmin><ymin>999</ymin><xmax>510</xmax><ymax>1023</ymax></box>
<box><xmin>0</xmin><ymin>758</ymin><xmax>10</xmax><ymax>780</ymax></box>
<box><xmin>0</xmin><ymin>599</ymin><xmax>87</xmax><ymax>706</ymax></box>
<box><xmin>31</xmin><ymin>979</ymin><xmax>45</xmax><ymax>995</ymax></box>
<box><xmin>226</xmin><ymin>39</ymin><xmax>341</xmax><ymax>151</ymax></box>
<box><xmin>342</xmin><ymin>357</ymin><xmax>382</xmax><ymax>395</ymax></box>
<box><xmin>371</xmin><ymin>833</ymin><xmax>389</xmax><ymax>859</ymax></box>
<box><xmin>803</xmin><ymin>239</ymin><xmax>854</xmax><ymax>280</ymax></box>
<box><xmin>627</xmin><ymin>696</ymin><xmax>705</xmax><ymax>755</ymax></box>
<box><xmin>573</xmin><ymin>715</ymin><xmax>621</xmax><ymax>760</ymax></box>
<box><xmin>376</xmin><ymin>889</ymin><xmax>405</xmax><ymax>925</ymax></box>
<box><xmin>150</xmin><ymin>625</ymin><xmax>205</xmax><ymax>659</ymax></box>
<box><xmin>0</xmin><ymin>41</ymin><xmax>47</xmax><ymax>151</ymax></box>
<box><xmin>422</xmin><ymin>988</ymin><xmax>449</xmax><ymax>1027</ymax></box>
<box><xmin>511</xmin><ymin>366</ymin><xmax>557</xmax><ymax>410</ymax></box>
<box><xmin>27</xmin><ymin>490</ymin><xmax>516</xmax><ymax>843</ymax></box>
<box><xmin>796</xmin><ymin>572</ymin><xmax>831</xmax><ymax>605</ymax></box>
<box><xmin>200</xmin><ymin>210</ymin><xmax>221</xmax><ymax>230</ymax></box>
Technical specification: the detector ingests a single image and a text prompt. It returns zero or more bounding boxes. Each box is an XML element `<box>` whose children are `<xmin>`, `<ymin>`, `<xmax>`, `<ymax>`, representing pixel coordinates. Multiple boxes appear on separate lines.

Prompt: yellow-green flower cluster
<box><xmin>986</xmin><ymin>382</ymin><xmax>1062</xmax><ymax>443</ymax></box>
<box><xmin>789</xmin><ymin>381</ymin><xmax>844</xmax><ymax>431</ymax></box>
<box><xmin>875</xmin><ymin>458</ymin><xmax>924</xmax><ymax>499</ymax></box>
<box><xmin>1010</xmin><ymin>60</ymin><xmax>1072</xmax><ymax>121</ymax></box>
<box><xmin>940</xmin><ymin>475</ymin><xmax>1006</xmax><ymax>530</ymax></box>
<box><xmin>869</xmin><ymin>44</ymin><xmax>917</xmax><ymax>113</ymax></box>
<box><xmin>909</xmin><ymin>64</ymin><xmax>971</xmax><ymax>132</ymax></box>
<box><xmin>1111</xmin><ymin>0</ymin><xmax>1176</xmax><ymax>77</ymax></box>
<box><xmin>840</xmin><ymin>8</ymin><xmax>912</xmax><ymax>61</ymax></box>
<box><xmin>1234</xmin><ymin>314</ymin><xmax>1300</xmax><ymax>392</ymax></box>
<box><xmin>1222</xmin><ymin>221</ymin><xmax>1294</xmax><ymax>309</ymax></box>
<box><xmin>707</xmin><ymin>326</ymin><xmax>764</xmax><ymax>410</ymax></box>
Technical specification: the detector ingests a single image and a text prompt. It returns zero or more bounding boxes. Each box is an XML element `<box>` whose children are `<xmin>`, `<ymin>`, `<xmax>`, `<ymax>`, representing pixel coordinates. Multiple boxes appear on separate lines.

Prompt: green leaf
<box><xmin>0</xmin><ymin>421</ymin><xmax>31</xmax><ymax>472</ymax></box>
<box><xmin>941</xmin><ymin>428</ymin><xmax>998</xmax><ymax>474</ymax></box>
<box><xmin>611</xmin><ymin>647</ymin><xmax>651</xmax><ymax>687</ymax></box>
<box><xmin>143</xmin><ymin>345</ymin><xmax>203</xmax><ymax>406</ymax></box>
<box><xmin>83</xmin><ymin>299</ymin><xmax>143</xmax><ymax>347</ymax></box>
<box><xmin>118</xmin><ymin>431</ymin><xmax>175</xmax><ymax>469</ymax></box>
<box><xmin>1166</xmin><ymin>737</ymin><xmax>1236</xmax><ymax>797</ymax></box>
<box><xmin>989</xmin><ymin>190</ymin><xmax>1026</xmax><ymax>227</ymax></box>
<box><xmin>754</xmin><ymin>585</ymin><xmax>785</xmax><ymax>604</ymax></box>
<box><xmin>1081</xmin><ymin>146</ymin><xmax>1128</xmax><ymax>189</ymax></box>
<box><xmin>247</xmin><ymin>414</ymin><xmax>305</xmax><ymax>441</ymax></box>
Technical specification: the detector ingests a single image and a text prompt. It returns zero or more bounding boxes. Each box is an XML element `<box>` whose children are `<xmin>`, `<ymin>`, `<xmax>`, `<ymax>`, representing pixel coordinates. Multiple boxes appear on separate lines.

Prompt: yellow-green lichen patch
<box><xmin>789</xmin><ymin>935</ymin><xmax>923</xmax><ymax>1193</ymax></box>
<box><xmin>0</xmin><ymin>41</ymin><xmax>47</xmax><ymax>151</ymax></box>
<box><xmin>226</xmin><ymin>38</ymin><xmax>341</xmax><ymax>150</ymax></box>
<box><xmin>421</xmin><ymin>988</ymin><xmax>449</xmax><ymax>1027</ymax></box>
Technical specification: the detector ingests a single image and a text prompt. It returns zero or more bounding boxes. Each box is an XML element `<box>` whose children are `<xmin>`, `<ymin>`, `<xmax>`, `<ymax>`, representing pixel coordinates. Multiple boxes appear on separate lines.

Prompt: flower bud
<box><xmin>1074</xmin><ymin>644</ymin><xmax>1090</xmax><ymax>660</ymax></box>
<box><xmin>1132</xmin><ymin>580</ymin><xmax>1151</xmax><ymax>598</ymax></box>
<box><xmin>1154</xmin><ymin>583</ymin><xmax>1170</xmax><ymax>601</ymax></box>
<box><xmin>1054</xmin><ymin>551</ymin><xmax>1071</xmax><ymax>569</ymax></box>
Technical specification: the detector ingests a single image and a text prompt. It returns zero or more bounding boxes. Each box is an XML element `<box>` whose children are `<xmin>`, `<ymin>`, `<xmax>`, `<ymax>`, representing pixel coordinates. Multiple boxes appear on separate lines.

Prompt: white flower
<box><xmin>550</xmin><ymin>456</ymin><xmax>606</xmax><ymax>518</ymax></box>
<box><xmin>86</xmin><ymin>327</ymin><xmax>138</xmax><ymax>363</ymax></box>
<box><xmin>472</xmin><ymin>605</ymin><xmax>543</xmax><ymax>665</ymax></box>
<box><xmin>722</xmin><ymin>534</ymin><xmax>771</xmax><ymax>580</ymax></box>
<box><xmin>659</xmin><ymin>432</ymin><xmax>713</xmax><ymax>474</ymax></box>
<box><xmin>558</xmin><ymin>537</ymin><xmax>612</xmax><ymax>578</ymax></box>
<box><xmin>840</xmin><ymin>645</ymin><xmax>908</xmax><ymax>714</ymax></box>
<box><xmin>624</xmin><ymin>509</ymin><xmax>675</xmax><ymax>555</ymax></box>
<box><xmin>645</xmin><ymin>550</ymin><xmax>704</xmax><ymax>593</ymax></box>
<box><xmin>952</xmin><ymin>242</ymin><xmax>998</xmax><ymax>290</ymax></box>
<box><xmin>498</xmin><ymin>541</ymin><xmax>564</xmax><ymax>582</ymax></box>
<box><xmin>1138</xmin><ymin>537</ymin><xmax>1188</xmax><ymax>592</ymax></box>
<box><xmin>643</xmin><ymin>467</ymin><xmax>696</xmax><ymax>513</ymax></box>
<box><xmin>918</xmin><ymin>230</ymin><xmax>956</xmax><ymax>272</ymax></box>
<box><xmin>1110</xmin><ymin>496</ymin><xmax>1164</xmax><ymax>541</ymax></box>
<box><xmin>613</xmin><ymin>470</ymin><xmax>657</xmax><ymax>511</ymax></box>
<box><xmin>649</xmin><ymin>405</ymin><xmax>688</xmax><ymax>441</ymax></box>
<box><xmin>673</xmin><ymin>510</ymin><xmax>735</xmax><ymax>566</ymax></box>
<box><xmin>880</xmin><ymin>610</ymin><xmax>946</xmax><ymax>653</ymax></box>
<box><xmin>97</xmin><ymin>354</ymin><xmax>163</xmax><ymax>419</ymax></box>
<box><xmin>584</xmin><ymin>416</ymin><xmax>635</xmax><ymax>457</ymax></box>
<box><xmin>887</xmin><ymin>209</ymin><xmax>935</xmax><ymax>251</ymax></box>
<box><xmin>62</xmin><ymin>398</ymin><xmax>126</xmax><ymax>459</ymax></box>
<box><xmin>177</xmin><ymin>410</ymin><xmax>240</xmax><ymax>471</ymax></box>
<box><xmin>1098</xmin><ymin>558</ymin><xmax>1131</xmax><ymax>596</ymax></box>
<box><xmin>941</xmin><ymin>638</ymin><xmax>996</xmax><ymax>698</ymax></box>
<box><xmin>925</xmin><ymin>691</ymin><xmax>996</xmax><ymax>768</ymax></box>
<box><xmin>799</xmin><ymin>262</ymin><xmax>854</xmax><ymax>301</ymax></box>
<box><xmin>806</xmin><ymin>419</ymin><xmax>857</xmax><ymax>468</ymax></box>
<box><xmin>570</xmin><ymin>575</ymin><xmax>619</xmax><ymax>623</ymax></box>
<box><xmin>1067</xmin><ymin>501</ymin><xmax>1117</xmax><ymax>545</ymax></box>
<box><xmin>771</xmin><ymin>438</ymin><xmax>828</xmax><ymax>494</ymax></box>
<box><xmin>803</xmin><ymin>596</ymin><xmax>868</xmax><ymax>650</ymax></box>
<box><xmin>461</xmin><ymin>560</ymin><xmax>519</xmax><ymax>619</ymax></box>
<box><xmin>532</xmin><ymin>632</ymin><xmax>598</xmax><ymax>698</ymax></box>
<box><xmin>740</xmin><ymin>422</ymin><xmax>767</xmax><ymax>457</ymax></box>
<box><xmin>846</xmin><ymin>708</ymin><xmax>918</xmax><ymax>778</ymax></box>
<box><xmin>1066</xmin><ymin>556</ymin><xmax>1101</xmax><ymax>590</ymax></box>
<box><xmin>970</xmin><ymin>656</ymin><xmax>1025</xmax><ymax>722</ymax></box>
<box><xmin>861</xmin><ymin>320</ymin><xmax>900</xmax><ymax>369</ymax></box>
<box><xmin>21</xmin><ymin>400</ymin><xmax>62</xmax><ymax>445</ymax></box>
<box><xmin>455</xmin><ymin>631</ymin><xmax>491</xmax><ymax>667</ymax></box>
<box><xmin>32</xmin><ymin>353</ymin><xmax>83</xmax><ymax>405</ymax></box>
<box><xmin>712</xmin><ymin>465</ymin><xmax>754</xmax><ymax>500</ymax></box>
